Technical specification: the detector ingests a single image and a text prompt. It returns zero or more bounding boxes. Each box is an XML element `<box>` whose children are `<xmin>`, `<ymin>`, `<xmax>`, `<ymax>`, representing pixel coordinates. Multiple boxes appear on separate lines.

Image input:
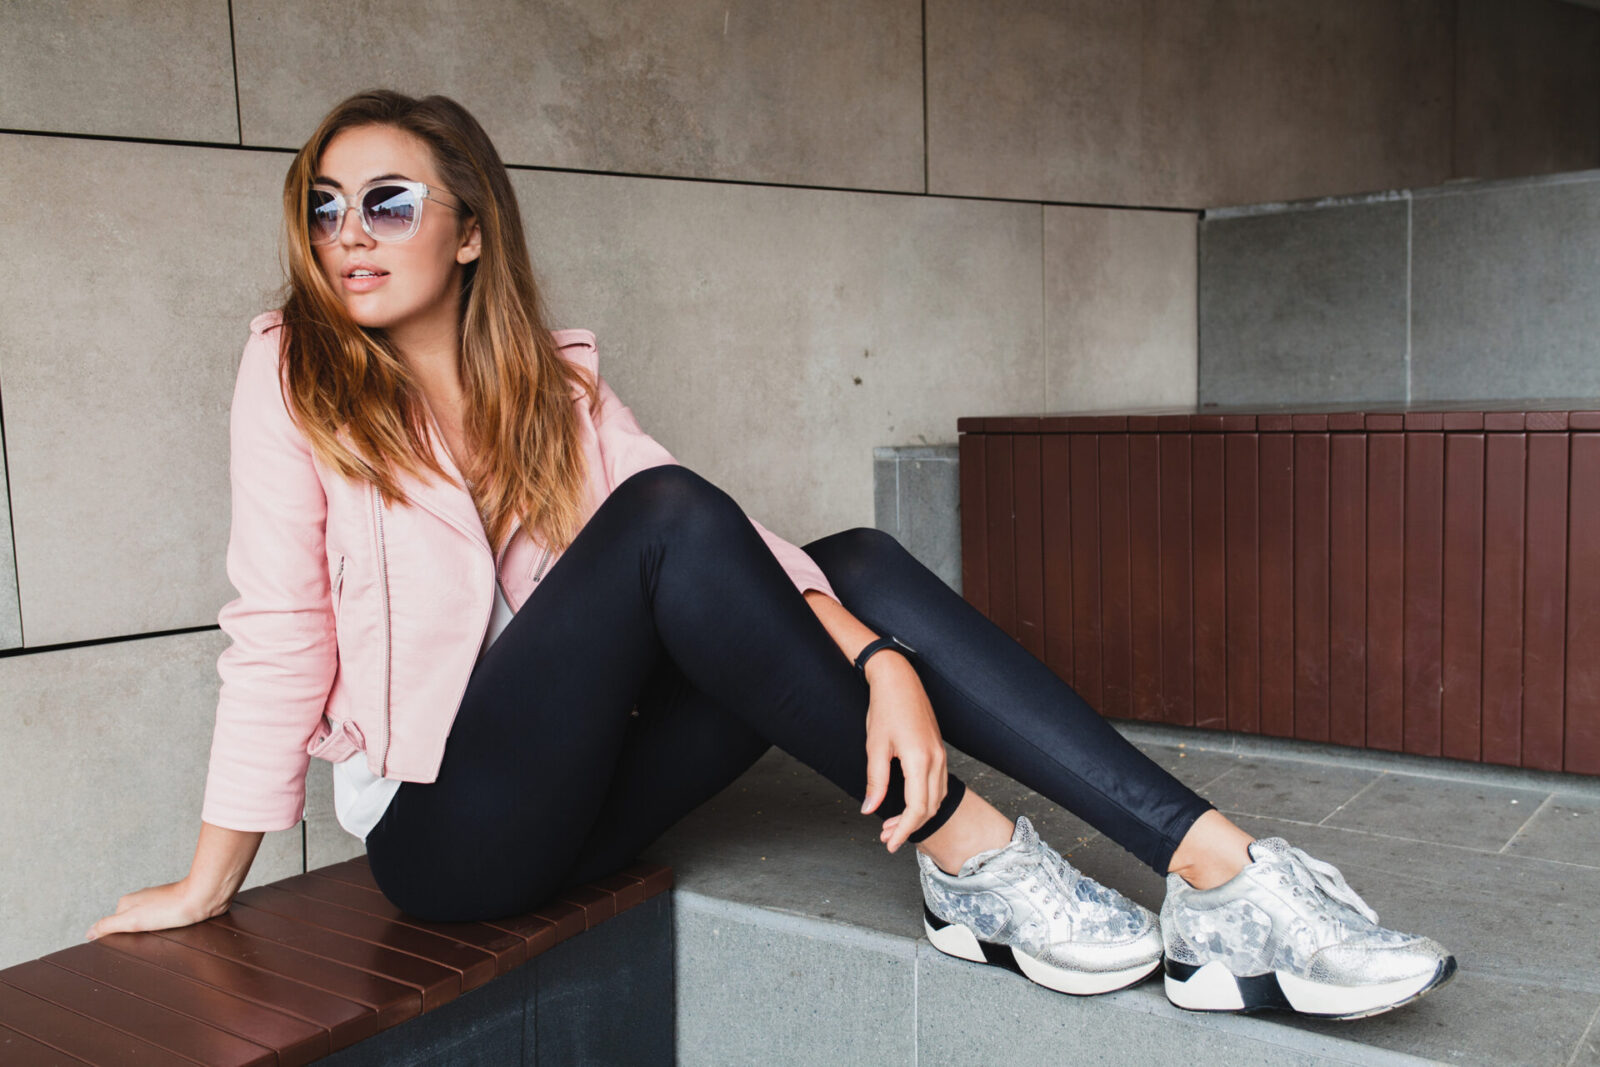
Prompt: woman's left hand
<box><xmin>859</xmin><ymin>653</ymin><xmax>947</xmax><ymax>854</ymax></box>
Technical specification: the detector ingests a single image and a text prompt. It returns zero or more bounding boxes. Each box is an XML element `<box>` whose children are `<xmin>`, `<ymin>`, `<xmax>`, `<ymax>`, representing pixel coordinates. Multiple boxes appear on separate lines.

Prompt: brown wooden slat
<box><xmin>1099</xmin><ymin>434</ymin><xmax>1134</xmax><ymax>718</ymax></box>
<box><xmin>1159</xmin><ymin>434</ymin><xmax>1195</xmax><ymax>726</ymax></box>
<box><xmin>554</xmin><ymin>886</ymin><xmax>616</xmax><ymax>928</ymax></box>
<box><xmin>1329</xmin><ymin>435</ymin><xmax>1368</xmax><ymax>748</ymax></box>
<box><xmin>0</xmin><ymin>981</ymin><xmax>179</xmax><ymax>1067</ymax></box>
<box><xmin>1041</xmin><ymin>435</ymin><xmax>1074</xmax><ymax>683</ymax></box>
<box><xmin>152</xmin><ymin>923</ymin><xmax>418</xmax><ymax>1032</ymax></box>
<box><xmin>43</xmin><ymin>942</ymin><xmax>326</xmax><ymax>1067</ymax></box>
<box><xmin>588</xmin><ymin>872</ymin><xmax>650</xmax><ymax>914</ymax></box>
<box><xmin>235</xmin><ymin>885</ymin><xmax>497</xmax><ymax>991</ymax></box>
<box><xmin>1225</xmin><ymin>434</ymin><xmax>1261</xmax><ymax>734</ymax></box>
<box><xmin>959</xmin><ymin>433</ymin><xmax>990</xmax><ymax>615</ymax></box>
<box><xmin>315</xmin><ymin>859</ymin><xmax>381</xmax><ymax>892</ymax></box>
<box><xmin>1293</xmin><ymin>433</ymin><xmax>1331</xmax><ymax>742</ymax></box>
<box><xmin>1441</xmin><ymin>434</ymin><xmax>1486</xmax><ymax>762</ymax></box>
<box><xmin>1523</xmin><ymin>433</ymin><xmax>1569</xmax><ymax>772</ymax></box>
<box><xmin>622</xmin><ymin>861</ymin><xmax>675</xmax><ymax>898</ymax></box>
<box><xmin>276</xmin><ymin>874</ymin><xmax>527</xmax><ymax>974</ymax></box>
<box><xmin>1367</xmin><ymin>433</ymin><xmax>1406</xmax><ymax>752</ymax></box>
<box><xmin>1069</xmin><ymin>434</ymin><xmax>1103</xmax><ymax>706</ymax></box>
<box><xmin>1013</xmin><ymin>435</ymin><xmax>1047</xmax><ymax>660</ymax></box>
<box><xmin>0</xmin><ymin>1022</ymin><xmax>90</xmax><ymax>1065</ymax></box>
<box><xmin>1566</xmin><ymin>434</ymin><xmax>1600</xmax><ymax>774</ymax></box>
<box><xmin>1128</xmin><ymin>434</ymin><xmax>1163</xmax><ymax>722</ymax></box>
<box><xmin>1403</xmin><ymin>432</ymin><xmax>1445</xmax><ymax>757</ymax></box>
<box><xmin>214</xmin><ymin>906</ymin><xmax>460</xmax><ymax>1012</ymax></box>
<box><xmin>0</xmin><ymin>959</ymin><xmax>274</xmax><ymax>1066</ymax></box>
<box><xmin>1192</xmin><ymin>434</ymin><xmax>1227</xmax><ymax>730</ymax></box>
<box><xmin>985</xmin><ymin>434</ymin><xmax>1019</xmax><ymax>639</ymax></box>
<box><xmin>1258</xmin><ymin>433</ymin><xmax>1295</xmax><ymax>738</ymax></box>
<box><xmin>95</xmin><ymin>930</ymin><xmax>377</xmax><ymax>1048</ymax></box>
<box><xmin>1482</xmin><ymin>433</ymin><xmax>1527</xmax><ymax>766</ymax></box>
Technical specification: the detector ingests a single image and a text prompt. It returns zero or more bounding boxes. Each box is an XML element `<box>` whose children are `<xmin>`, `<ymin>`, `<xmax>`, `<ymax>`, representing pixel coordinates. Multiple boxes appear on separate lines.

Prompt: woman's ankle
<box><xmin>914</xmin><ymin>789</ymin><xmax>1016</xmax><ymax>875</ymax></box>
<box><xmin>1167</xmin><ymin>809</ymin><xmax>1255</xmax><ymax>890</ymax></box>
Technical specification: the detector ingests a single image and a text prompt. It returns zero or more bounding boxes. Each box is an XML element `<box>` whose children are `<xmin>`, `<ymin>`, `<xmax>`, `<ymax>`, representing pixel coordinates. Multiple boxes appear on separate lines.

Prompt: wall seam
<box><xmin>1405</xmin><ymin>193</ymin><xmax>1414</xmax><ymax>403</ymax></box>
<box><xmin>921</xmin><ymin>0</ymin><xmax>929</xmax><ymax>195</ymax></box>
<box><xmin>0</xmin><ymin>393</ymin><xmax>20</xmax><ymax>646</ymax></box>
<box><xmin>226</xmin><ymin>0</ymin><xmax>243</xmax><ymax>144</ymax></box>
<box><xmin>1040</xmin><ymin>203</ymin><xmax>1047</xmax><ymax>413</ymax></box>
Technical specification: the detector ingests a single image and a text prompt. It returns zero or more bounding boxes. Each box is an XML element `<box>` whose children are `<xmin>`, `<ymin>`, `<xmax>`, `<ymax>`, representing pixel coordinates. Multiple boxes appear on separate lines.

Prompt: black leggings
<box><xmin>365</xmin><ymin>465</ymin><xmax>1214</xmax><ymax>922</ymax></box>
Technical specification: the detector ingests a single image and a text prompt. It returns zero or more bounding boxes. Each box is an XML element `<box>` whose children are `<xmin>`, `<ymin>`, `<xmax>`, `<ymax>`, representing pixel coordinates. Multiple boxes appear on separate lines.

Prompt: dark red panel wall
<box><xmin>957</xmin><ymin>408</ymin><xmax>1600</xmax><ymax>776</ymax></box>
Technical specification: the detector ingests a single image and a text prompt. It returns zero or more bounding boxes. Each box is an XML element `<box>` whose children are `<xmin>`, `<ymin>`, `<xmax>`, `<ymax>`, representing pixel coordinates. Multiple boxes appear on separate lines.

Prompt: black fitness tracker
<box><xmin>854</xmin><ymin>634</ymin><xmax>918</xmax><ymax>673</ymax></box>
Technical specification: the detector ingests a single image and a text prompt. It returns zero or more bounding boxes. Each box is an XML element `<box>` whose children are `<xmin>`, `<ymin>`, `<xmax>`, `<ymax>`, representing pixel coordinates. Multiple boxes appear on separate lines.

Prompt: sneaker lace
<box><xmin>1285</xmin><ymin>845</ymin><xmax>1380</xmax><ymax>924</ymax></box>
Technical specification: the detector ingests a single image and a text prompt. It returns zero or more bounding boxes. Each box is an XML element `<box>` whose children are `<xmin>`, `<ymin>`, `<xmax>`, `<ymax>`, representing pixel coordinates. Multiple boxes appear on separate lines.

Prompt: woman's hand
<box><xmin>87</xmin><ymin>822</ymin><xmax>264</xmax><ymax>940</ymax></box>
<box><xmin>86</xmin><ymin>878</ymin><xmax>228</xmax><ymax>940</ymax></box>
<box><xmin>859</xmin><ymin>652</ymin><xmax>947</xmax><ymax>854</ymax></box>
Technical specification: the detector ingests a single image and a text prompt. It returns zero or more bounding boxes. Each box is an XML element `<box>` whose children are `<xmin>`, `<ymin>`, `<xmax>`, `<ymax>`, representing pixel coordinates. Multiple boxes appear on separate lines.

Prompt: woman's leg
<box><xmin>364</xmin><ymin>465</ymin><xmax>966</xmax><ymax>921</ymax></box>
<box><xmin>800</xmin><ymin>526</ymin><xmax>1219</xmax><ymax>878</ymax></box>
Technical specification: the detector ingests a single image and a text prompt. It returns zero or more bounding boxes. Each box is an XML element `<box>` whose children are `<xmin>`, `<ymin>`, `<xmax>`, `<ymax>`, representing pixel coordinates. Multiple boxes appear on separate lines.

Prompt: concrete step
<box><xmin>640</xmin><ymin>728</ymin><xmax>1600</xmax><ymax>1066</ymax></box>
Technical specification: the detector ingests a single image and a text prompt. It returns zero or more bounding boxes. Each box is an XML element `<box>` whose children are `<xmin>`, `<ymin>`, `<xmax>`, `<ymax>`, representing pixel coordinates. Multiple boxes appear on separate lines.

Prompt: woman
<box><xmin>88</xmin><ymin>89</ymin><xmax>1454</xmax><ymax>1020</ymax></box>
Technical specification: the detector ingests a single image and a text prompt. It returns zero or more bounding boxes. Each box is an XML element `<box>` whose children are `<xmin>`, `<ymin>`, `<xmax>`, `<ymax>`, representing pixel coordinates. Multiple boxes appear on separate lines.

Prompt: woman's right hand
<box><xmin>86</xmin><ymin>878</ymin><xmax>228</xmax><ymax>939</ymax></box>
<box><xmin>87</xmin><ymin>822</ymin><xmax>265</xmax><ymax>940</ymax></box>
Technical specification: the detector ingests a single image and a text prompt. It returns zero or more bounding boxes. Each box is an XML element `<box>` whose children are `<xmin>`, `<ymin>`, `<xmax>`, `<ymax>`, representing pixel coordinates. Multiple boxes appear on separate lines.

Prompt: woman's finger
<box><xmin>887</xmin><ymin>751</ymin><xmax>929</xmax><ymax>853</ymax></box>
<box><xmin>861</xmin><ymin>742</ymin><xmax>889</xmax><ymax>815</ymax></box>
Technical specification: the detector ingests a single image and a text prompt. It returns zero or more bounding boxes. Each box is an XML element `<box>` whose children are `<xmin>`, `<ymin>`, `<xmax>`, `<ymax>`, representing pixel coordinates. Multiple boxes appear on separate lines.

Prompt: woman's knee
<box><xmin>610</xmin><ymin>464</ymin><xmax>744</xmax><ymax>536</ymax></box>
<box><xmin>802</xmin><ymin>526</ymin><xmax>909</xmax><ymax>591</ymax></box>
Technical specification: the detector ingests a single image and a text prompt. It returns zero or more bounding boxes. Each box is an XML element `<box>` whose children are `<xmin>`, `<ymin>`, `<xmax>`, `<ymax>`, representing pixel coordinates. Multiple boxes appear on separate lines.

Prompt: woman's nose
<box><xmin>337</xmin><ymin>202</ymin><xmax>372</xmax><ymax>247</ymax></box>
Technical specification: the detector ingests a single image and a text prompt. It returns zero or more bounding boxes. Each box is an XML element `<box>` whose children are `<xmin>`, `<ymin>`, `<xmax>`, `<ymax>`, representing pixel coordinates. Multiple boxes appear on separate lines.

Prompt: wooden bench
<box><xmin>0</xmin><ymin>855</ymin><xmax>674</xmax><ymax>1065</ymax></box>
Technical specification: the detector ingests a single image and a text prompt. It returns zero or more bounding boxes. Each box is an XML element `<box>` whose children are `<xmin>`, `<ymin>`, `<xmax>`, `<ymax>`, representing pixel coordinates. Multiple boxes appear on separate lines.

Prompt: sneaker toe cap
<box><xmin>1308</xmin><ymin>936</ymin><xmax>1452</xmax><ymax>986</ymax></box>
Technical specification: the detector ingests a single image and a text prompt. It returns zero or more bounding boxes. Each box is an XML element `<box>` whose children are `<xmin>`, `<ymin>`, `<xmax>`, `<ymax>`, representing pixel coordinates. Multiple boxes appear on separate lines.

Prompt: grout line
<box><xmin>0</xmin><ymin>622</ymin><xmax>219</xmax><ymax>658</ymax></box>
<box><xmin>1318</xmin><ymin>771</ymin><xmax>1388</xmax><ymax>826</ymax></box>
<box><xmin>1499</xmin><ymin>790</ymin><xmax>1556</xmax><ymax>854</ymax></box>
<box><xmin>920</xmin><ymin>0</ymin><xmax>928</xmax><ymax>197</ymax></box>
<box><xmin>1566</xmin><ymin>999</ymin><xmax>1600</xmax><ymax>1067</ymax></box>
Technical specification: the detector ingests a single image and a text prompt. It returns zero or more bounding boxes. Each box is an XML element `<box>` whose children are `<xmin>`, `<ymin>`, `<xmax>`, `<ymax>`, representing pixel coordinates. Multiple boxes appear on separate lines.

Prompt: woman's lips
<box><xmin>343</xmin><ymin>271</ymin><xmax>389</xmax><ymax>292</ymax></box>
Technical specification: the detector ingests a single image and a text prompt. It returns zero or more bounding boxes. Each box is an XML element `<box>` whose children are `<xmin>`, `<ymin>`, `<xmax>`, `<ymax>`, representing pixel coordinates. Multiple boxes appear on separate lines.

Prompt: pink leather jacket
<box><xmin>201</xmin><ymin>309</ymin><xmax>837</xmax><ymax>832</ymax></box>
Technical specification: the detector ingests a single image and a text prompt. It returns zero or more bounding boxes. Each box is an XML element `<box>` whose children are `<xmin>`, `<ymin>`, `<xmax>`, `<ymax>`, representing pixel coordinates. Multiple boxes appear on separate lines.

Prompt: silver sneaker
<box><xmin>1161</xmin><ymin>837</ymin><xmax>1457</xmax><ymax>1019</ymax></box>
<box><xmin>917</xmin><ymin>814</ymin><xmax>1163</xmax><ymax>995</ymax></box>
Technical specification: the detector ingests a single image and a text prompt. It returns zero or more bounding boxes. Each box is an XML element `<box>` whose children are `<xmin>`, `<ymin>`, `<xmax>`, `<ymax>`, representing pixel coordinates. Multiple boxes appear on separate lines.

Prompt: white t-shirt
<box><xmin>332</xmin><ymin>576</ymin><xmax>518</xmax><ymax>841</ymax></box>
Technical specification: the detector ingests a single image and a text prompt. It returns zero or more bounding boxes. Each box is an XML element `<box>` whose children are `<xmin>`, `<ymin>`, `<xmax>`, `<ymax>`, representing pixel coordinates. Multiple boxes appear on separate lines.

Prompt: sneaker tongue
<box><xmin>957</xmin><ymin>815</ymin><xmax>1036</xmax><ymax>877</ymax></box>
<box><xmin>1247</xmin><ymin>836</ymin><xmax>1293</xmax><ymax>864</ymax></box>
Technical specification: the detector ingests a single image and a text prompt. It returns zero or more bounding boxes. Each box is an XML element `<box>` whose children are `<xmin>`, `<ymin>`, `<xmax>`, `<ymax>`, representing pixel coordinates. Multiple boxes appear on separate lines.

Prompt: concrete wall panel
<box><xmin>0</xmin><ymin>136</ymin><xmax>286</xmax><ymax>646</ymax></box>
<box><xmin>1045</xmin><ymin>206</ymin><xmax>1198</xmax><ymax>412</ymax></box>
<box><xmin>0</xmin><ymin>0</ymin><xmax>237</xmax><ymax>142</ymax></box>
<box><xmin>1199</xmin><ymin>199</ymin><xmax>1410</xmax><ymax>407</ymax></box>
<box><xmin>1412</xmin><ymin>175</ymin><xmax>1600</xmax><ymax>402</ymax></box>
<box><xmin>232</xmin><ymin>0</ymin><xmax>923</xmax><ymax>192</ymax></box>
<box><xmin>0</xmin><ymin>631</ymin><xmax>304</xmax><ymax>969</ymax></box>
<box><xmin>514</xmin><ymin>169</ymin><xmax>1044</xmax><ymax>540</ymax></box>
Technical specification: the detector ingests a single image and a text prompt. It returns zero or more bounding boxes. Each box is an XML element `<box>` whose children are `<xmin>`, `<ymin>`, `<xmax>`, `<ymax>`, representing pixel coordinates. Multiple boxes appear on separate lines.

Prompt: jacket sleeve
<box><xmin>199</xmin><ymin>324</ymin><xmax>336</xmax><ymax>832</ymax></box>
<box><xmin>591</xmin><ymin>370</ymin><xmax>839</xmax><ymax>603</ymax></box>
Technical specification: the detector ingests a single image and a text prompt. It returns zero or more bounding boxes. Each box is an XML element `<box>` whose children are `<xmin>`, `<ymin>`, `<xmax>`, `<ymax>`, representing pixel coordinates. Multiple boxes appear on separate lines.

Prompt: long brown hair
<box><xmin>269</xmin><ymin>88</ymin><xmax>599</xmax><ymax>556</ymax></box>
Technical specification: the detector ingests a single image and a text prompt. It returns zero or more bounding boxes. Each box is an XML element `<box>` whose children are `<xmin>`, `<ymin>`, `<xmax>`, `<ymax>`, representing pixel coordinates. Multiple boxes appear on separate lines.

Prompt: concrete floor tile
<box><xmin>1133</xmin><ymin>741</ymin><xmax>1249</xmax><ymax>792</ymax></box>
<box><xmin>1504</xmin><ymin>794</ymin><xmax>1600</xmax><ymax>869</ymax></box>
<box><xmin>1321</xmin><ymin>773</ymin><xmax>1550</xmax><ymax>851</ymax></box>
<box><xmin>1283</xmin><ymin>971</ymin><xmax>1600</xmax><ymax>1067</ymax></box>
<box><xmin>1199</xmin><ymin>760</ymin><xmax>1381</xmax><ymax>825</ymax></box>
<box><xmin>1572</xmin><ymin>1004</ymin><xmax>1600</xmax><ymax>1067</ymax></box>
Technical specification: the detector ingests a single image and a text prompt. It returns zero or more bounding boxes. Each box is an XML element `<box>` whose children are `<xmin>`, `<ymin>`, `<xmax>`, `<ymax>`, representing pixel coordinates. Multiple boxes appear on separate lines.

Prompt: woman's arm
<box><xmin>87</xmin><ymin>822</ymin><xmax>263</xmax><ymax>939</ymax></box>
<box><xmin>803</xmin><ymin>590</ymin><xmax>947</xmax><ymax>854</ymax></box>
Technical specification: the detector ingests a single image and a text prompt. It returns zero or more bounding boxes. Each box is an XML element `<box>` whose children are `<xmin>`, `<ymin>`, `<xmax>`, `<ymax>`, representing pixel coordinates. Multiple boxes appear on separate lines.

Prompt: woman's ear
<box><xmin>457</xmin><ymin>216</ymin><xmax>482</xmax><ymax>265</ymax></box>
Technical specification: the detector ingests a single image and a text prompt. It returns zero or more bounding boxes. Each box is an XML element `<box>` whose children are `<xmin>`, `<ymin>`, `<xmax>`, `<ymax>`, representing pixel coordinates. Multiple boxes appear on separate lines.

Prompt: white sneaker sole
<box><xmin>1163</xmin><ymin>956</ymin><xmax>1458</xmax><ymax>1020</ymax></box>
<box><xmin>923</xmin><ymin>905</ymin><xmax>1160</xmax><ymax>996</ymax></box>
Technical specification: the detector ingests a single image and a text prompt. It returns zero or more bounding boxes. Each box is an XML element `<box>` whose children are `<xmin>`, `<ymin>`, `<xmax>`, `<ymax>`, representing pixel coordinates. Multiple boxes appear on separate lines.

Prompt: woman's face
<box><xmin>311</xmin><ymin>124</ymin><xmax>480</xmax><ymax>342</ymax></box>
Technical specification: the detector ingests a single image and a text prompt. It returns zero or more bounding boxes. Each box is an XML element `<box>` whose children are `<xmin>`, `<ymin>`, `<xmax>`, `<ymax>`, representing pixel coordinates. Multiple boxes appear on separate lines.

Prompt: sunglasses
<box><xmin>307</xmin><ymin>179</ymin><xmax>463</xmax><ymax>245</ymax></box>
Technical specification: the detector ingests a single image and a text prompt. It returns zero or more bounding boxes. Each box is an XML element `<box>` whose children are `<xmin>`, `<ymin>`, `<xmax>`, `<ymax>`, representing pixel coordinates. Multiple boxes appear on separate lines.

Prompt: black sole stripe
<box><xmin>1165</xmin><ymin>954</ymin><xmax>1460</xmax><ymax>1019</ymax></box>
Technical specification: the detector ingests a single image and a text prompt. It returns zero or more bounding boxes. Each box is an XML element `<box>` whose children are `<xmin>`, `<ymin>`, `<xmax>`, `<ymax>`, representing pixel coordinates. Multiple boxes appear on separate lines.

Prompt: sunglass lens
<box><xmin>363</xmin><ymin>185</ymin><xmax>420</xmax><ymax>240</ymax></box>
<box><xmin>308</xmin><ymin>189</ymin><xmax>342</xmax><ymax>243</ymax></box>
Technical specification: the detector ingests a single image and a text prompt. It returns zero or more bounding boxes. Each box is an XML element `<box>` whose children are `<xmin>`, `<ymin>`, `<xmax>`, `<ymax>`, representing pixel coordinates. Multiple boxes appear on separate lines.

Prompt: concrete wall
<box><xmin>0</xmin><ymin>0</ymin><xmax>1593</xmax><ymax>968</ymax></box>
<box><xmin>1199</xmin><ymin>168</ymin><xmax>1600</xmax><ymax>406</ymax></box>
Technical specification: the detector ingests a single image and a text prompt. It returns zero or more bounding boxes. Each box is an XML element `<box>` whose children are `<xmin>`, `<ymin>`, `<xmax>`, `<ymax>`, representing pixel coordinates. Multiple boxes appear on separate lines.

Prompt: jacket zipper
<box><xmin>531</xmin><ymin>543</ymin><xmax>552</xmax><ymax>583</ymax></box>
<box><xmin>372</xmin><ymin>486</ymin><xmax>393</xmax><ymax>775</ymax></box>
<box><xmin>333</xmin><ymin>555</ymin><xmax>346</xmax><ymax>598</ymax></box>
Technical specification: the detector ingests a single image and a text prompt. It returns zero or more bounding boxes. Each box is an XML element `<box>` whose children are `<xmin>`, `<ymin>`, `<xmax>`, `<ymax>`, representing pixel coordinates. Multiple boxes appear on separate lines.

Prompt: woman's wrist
<box><xmin>863</xmin><ymin>646</ymin><xmax>917</xmax><ymax>684</ymax></box>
